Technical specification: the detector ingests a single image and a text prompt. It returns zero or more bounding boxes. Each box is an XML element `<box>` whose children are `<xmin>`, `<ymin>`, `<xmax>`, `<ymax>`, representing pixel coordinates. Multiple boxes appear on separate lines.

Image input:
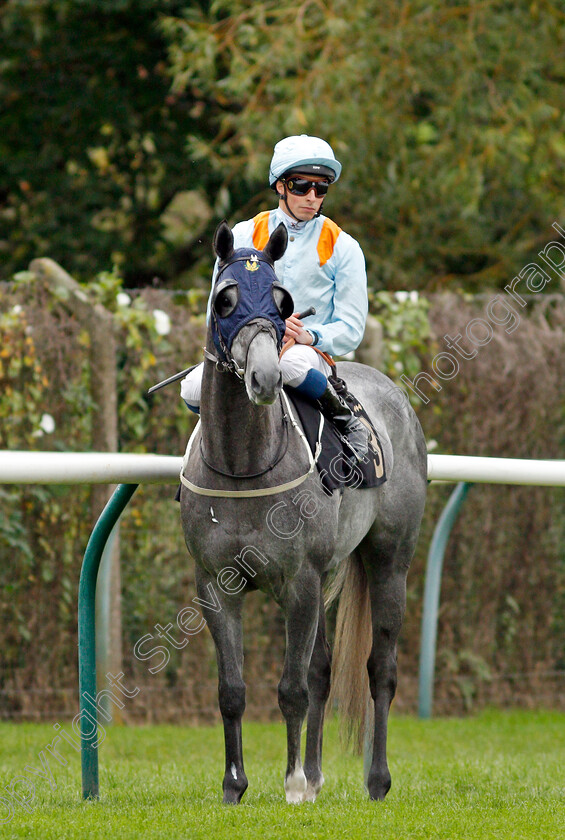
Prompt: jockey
<box><xmin>181</xmin><ymin>134</ymin><xmax>369</xmax><ymax>462</ymax></box>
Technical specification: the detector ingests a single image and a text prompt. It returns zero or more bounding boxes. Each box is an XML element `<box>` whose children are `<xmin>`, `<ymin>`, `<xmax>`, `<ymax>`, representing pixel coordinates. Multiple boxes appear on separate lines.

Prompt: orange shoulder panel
<box><xmin>317</xmin><ymin>218</ymin><xmax>342</xmax><ymax>267</ymax></box>
<box><xmin>252</xmin><ymin>211</ymin><xmax>271</xmax><ymax>251</ymax></box>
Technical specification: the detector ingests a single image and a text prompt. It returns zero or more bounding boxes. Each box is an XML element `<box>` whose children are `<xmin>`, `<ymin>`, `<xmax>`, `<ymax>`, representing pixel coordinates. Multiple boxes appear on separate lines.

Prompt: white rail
<box><xmin>0</xmin><ymin>451</ymin><xmax>182</xmax><ymax>484</ymax></box>
<box><xmin>0</xmin><ymin>451</ymin><xmax>564</xmax><ymax>486</ymax></box>
<box><xmin>428</xmin><ymin>454</ymin><xmax>565</xmax><ymax>486</ymax></box>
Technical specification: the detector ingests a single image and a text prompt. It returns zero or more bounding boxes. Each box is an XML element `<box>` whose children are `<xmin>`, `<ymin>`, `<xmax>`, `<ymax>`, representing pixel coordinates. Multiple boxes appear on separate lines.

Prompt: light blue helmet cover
<box><xmin>269</xmin><ymin>135</ymin><xmax>342</xmax><ymax>186</ymax></box>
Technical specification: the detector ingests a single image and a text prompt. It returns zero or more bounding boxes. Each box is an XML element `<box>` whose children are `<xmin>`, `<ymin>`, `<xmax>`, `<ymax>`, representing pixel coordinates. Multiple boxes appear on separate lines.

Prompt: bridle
<box><xmin>207</xmin><ymin>252</ymin><xmax>286</xmax><ymax>378</ymax></box>
<box><xmin>183</xmin><ymin>299</ymin><xmax>322</xmax><ymax>495</ymax></box>
<box><xmin>178</xmin><ymin>246</ymin><xmax>323</xmax><ymax>495</ymax></box>
<box><xmin>205</xmin><ymin>316</ymin><xmax>277</xmax><ymax>381</ymax></box>
<box><xmin>199</xmin><ymin>392</ymin><xmax>290</xmax><ymax>479</ymax></box>
<box><xmin>200</xmin><ymin>316</ymin><xmax>287</xmax><ymax>480</ymax></box>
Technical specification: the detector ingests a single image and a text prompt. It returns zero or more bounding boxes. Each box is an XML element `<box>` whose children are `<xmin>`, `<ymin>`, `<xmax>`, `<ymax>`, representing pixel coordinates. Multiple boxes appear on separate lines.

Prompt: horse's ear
<box><xmin>214</xmin><ymin>220</ymin><xmax>235</xmax><ymax>262</ymax></box>
<box><xmin>263</xmin><ymin>222</ymin><xmax>288</xmax><ymax>264</ymax></box>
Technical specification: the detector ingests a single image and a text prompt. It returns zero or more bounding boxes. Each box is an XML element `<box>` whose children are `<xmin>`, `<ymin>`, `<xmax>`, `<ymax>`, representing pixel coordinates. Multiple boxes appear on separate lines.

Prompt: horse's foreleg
<box><xmin>366</xmin><ymin>561</ymin><xmax>408</xmax><ymax>801</ymax></box>
<box><xmin>278</xmin><ymin>570</ymin><xmax>320</xmax><ymax>804</ymax></box>
<box><xmin>303</xmin><ymin>588</ymin><xmax>331</xmax><ymax>802</ymax></box>
<box><xmin>195</xmin><ymin>567</ymin><xmax>248</xmax><ymax>805</ymax></box>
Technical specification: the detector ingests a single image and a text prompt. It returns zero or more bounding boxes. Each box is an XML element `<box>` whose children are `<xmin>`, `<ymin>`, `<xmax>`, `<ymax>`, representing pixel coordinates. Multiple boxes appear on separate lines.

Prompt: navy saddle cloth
<box><xmin>286</xmin><ymin>375</ymin><xmax>387</xmax><ymax>495</ymax></box>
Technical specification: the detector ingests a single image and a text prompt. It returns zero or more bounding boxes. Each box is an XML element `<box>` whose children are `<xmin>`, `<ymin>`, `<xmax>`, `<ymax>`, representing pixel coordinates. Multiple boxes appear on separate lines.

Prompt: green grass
<box><xmin>0</xmin><ymin>710</ymin><xmax>563</xmax><ymax>839</ymax></box>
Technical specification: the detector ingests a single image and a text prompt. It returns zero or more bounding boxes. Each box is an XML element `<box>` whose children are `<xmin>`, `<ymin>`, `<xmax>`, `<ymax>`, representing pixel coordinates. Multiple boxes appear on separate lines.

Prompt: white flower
<box><xmin>12</xmin><ymin>304</ymin><xmax>23</xmax><ymax>315</ymax></box>
<box><xmin>39</xmin><ymin>414</ymin><xmax>55</xmax><ymax>434</ymax></box>
<box><xmin>410</xmin><ymin>291</ymin><xmax>419</xmax><ymax>303</ymax></box>
<box><xmin>394</xmin><ymin>361</ymin><xmax>404</xmax><ymax>372</ymax></box>
<box><xmin>153</xmin><ymin>309</ymin><xmax>171</xmax><ymax>336</ymax></box>
<box><xmin>116</xmin><ymin>292</ymin><xmax>132</xmax><ymax>307</ymax></box>
<box><xmin>390</xmin><ymin>342</ymin><xmax>402</xmax><ymax>353</ymax></box>
<box><xmin>426</xmin><ymin>439</ymin><xmax>438</xmax><ymax>452</ymax></box>
<box><xmin>394</xmin><ymin>291</ymin><xmax>409</xmax><ymax>303</ymax></box>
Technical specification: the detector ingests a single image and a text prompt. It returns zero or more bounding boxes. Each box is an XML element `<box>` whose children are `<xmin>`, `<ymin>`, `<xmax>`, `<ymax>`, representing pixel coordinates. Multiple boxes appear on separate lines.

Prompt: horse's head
<box><xmin>209</xmin><ymin>220</ymin><xmax>293</xmax><ymax>405</ymax></box>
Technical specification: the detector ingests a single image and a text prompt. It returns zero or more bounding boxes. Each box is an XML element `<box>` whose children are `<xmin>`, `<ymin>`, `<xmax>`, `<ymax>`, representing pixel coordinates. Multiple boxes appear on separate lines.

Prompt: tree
<box><xmin>0</xmin><ymin>0</ymin><xmax>219</xmax><ymax>285</ymax></box>
<box><xmin>162</xmin><ymin>0</ymin><xmax>565</xmax><ymax>292</ymax></box>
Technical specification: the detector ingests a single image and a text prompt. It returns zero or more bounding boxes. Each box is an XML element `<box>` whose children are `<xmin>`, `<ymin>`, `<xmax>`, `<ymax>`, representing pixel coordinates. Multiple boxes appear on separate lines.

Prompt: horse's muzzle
<box><xmin>249</xmin><ymin>367</ymin><xmax>283</xmax><ymax>405</ymax></box>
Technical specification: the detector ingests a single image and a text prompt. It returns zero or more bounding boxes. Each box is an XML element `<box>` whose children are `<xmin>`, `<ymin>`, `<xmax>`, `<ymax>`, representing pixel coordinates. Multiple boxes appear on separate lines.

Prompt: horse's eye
<box><xmin>213</xmin><ymin>284</ymin><xmax>239</xmax><ymax>318</ymax></box>
<box><xmin>272</xmin><ymin>284</ymin><xmax>294</xmax><ymax>320</ymax></box>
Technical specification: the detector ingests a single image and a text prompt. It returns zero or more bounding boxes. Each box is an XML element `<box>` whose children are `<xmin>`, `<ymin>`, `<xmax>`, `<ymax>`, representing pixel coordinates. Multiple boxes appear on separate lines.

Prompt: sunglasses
<box><xmin>283</xmin><ymin>177</ymin><xmax>330</xmax><ymax>197</ymax></box>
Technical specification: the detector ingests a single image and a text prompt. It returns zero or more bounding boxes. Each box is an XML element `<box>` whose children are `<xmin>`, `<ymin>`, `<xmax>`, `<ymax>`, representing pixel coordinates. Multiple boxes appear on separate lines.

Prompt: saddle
<box><xmin>285</xmin><ymin>374</ymin><xmax>387</xmax><ymax>496</ymax></box>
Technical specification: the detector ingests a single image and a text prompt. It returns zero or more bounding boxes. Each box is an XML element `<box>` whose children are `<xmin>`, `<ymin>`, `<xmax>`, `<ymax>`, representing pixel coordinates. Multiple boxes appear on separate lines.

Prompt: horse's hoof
<box><xmin>285</xmin><ymin>766</ymin><xmax>307</xmax><ymax>804</ymax></box>
<box><xmin>367</xmin><ymin>769</ymin><xmax>391</xmax><ymax>801</ymax></box>
<box><xmin>222</xmin><ymin>788</ymin><xmax>245</xmax><ymax>805</ymax></box>
<box><xmin>222</xmin><ymin>770</ymin><xmax>248</xmax><ymax>804</ymax></box>
<box><xmin>302</xmin><ymin>774</ymin><xmax>324</xmax><ymax>803</ymax></box>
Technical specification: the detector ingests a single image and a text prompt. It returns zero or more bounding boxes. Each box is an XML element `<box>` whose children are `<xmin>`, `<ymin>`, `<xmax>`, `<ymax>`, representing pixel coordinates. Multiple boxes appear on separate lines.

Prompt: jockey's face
<box><xmin>276</xmin><ymin>172</ymin><xmax>326</xmax><ymax>221</ymax></box>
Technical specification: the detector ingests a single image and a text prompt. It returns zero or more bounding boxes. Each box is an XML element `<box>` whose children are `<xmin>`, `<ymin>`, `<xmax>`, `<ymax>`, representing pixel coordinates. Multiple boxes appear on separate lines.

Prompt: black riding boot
<box><xmin>317</xmin><ymin>381</ymin><xmax>369</xmax><ymax>463</ymax></box>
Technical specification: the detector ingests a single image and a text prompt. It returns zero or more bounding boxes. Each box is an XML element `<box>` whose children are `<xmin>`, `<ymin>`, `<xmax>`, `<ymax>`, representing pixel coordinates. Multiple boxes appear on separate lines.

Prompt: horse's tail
<box><xmin>325</xmin><ymin>554</ymin><xmax>372</xmax><ymax>753</ymax></box>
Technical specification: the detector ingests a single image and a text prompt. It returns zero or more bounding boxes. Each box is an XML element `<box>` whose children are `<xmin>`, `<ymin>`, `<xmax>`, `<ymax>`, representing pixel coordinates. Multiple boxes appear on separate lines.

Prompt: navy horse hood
<box><xmin>210</xmin><ymin>223</ymin><xmax>293</xmax><ymax>360</ymax></box>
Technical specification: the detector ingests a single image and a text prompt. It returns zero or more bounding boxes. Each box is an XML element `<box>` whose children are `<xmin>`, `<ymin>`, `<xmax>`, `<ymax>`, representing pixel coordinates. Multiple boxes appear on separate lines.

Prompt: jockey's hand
<box><xmin>284</xmin><ymin>313</ymin><xmax>314</xmax><ymax>346</ymax></box>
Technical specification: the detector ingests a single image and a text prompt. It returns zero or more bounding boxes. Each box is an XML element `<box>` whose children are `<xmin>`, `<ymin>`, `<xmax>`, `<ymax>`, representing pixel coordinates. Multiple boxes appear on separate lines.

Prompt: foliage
<box><xmin>402</xmin><ymin>293</ymin><xmax>565</xmax><ymax>714</ymax></box>
<box><xmin>0</xmin><ymin>275</ymin><xmax>203</xmax><ymax>709</ymax></box>
<box><xmin>0</xmin><ymin>301</ymin><xmax>78</xmax><ymax>683</ymax></box>
<box><xmin>0</xmin><ymin>0</ymin><xmax>219</xmax><ymax>286</ymax></box>
<box><xmin>369</xmin><ymin>290</ymin><xmax>432</xmax><ymax>387</ymax></box>
<box><xmin>0</xmin><ymin>303</ymin><xmax>49</xmax><ymax>448</ymax></box>
<box><xmin>2</xmin><ymin>1</ymin><xmax>564</xmax><ymax>292</ymax></box>
<box><xmin>162</xmin><ymin>0</ymin><xmax>565</xmax><ymax>291</ymax></box>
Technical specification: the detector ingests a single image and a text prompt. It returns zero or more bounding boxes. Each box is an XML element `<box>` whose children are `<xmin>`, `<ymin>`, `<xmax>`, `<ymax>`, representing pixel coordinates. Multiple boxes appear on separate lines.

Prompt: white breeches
<box><xmin>180</xmin><ymin>344</ymin><xmax>332</xmax><ymax>407</ymax></box>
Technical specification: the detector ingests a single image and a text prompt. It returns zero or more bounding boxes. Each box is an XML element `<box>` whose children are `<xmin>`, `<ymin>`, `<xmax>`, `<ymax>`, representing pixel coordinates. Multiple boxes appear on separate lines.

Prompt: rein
<box><xmin>199</xmin><ymin>396</ymin><xmax>290</xmax><ymax>479</ymax></box>
<box><xmin>180</xmin><ymin>260</ymin><xmax>324</xmax><ymax>496</ymax></box>
<box><xmin>185</xmin><ymin>318</ymin><xmax>330</xmax><ymax>495</ymax></box>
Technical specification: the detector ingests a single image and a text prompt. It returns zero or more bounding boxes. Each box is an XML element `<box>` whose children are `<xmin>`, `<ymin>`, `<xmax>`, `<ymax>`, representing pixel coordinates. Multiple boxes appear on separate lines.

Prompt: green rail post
<box><xmin>95</xmin><ymin>521</ymin><xmax>120</xmax><ymax>722</ymax></box>
<box><xmin>418</xmin><ymin>481</ymin><xmax>472</xmax><ymax>719</ymax></box>
<box><xmin>78</xmin><ymin>483</ymin><xmax>138</xmax><ymax>799</ymax></box>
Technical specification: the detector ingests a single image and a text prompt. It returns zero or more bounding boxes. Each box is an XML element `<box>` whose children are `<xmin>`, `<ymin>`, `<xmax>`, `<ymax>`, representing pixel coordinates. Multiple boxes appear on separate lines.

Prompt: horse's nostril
<box><xmin>249</xmin><ymin>368</ymin><xmax>281</xmax><ymax>399</ymax></box>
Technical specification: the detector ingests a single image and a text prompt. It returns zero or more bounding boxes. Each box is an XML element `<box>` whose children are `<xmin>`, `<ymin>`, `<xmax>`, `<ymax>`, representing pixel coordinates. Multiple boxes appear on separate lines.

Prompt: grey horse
<box><xmin>180</xmin><ymin>220</ymin><xmax>427</xmax><ymax>804</ymax></box>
